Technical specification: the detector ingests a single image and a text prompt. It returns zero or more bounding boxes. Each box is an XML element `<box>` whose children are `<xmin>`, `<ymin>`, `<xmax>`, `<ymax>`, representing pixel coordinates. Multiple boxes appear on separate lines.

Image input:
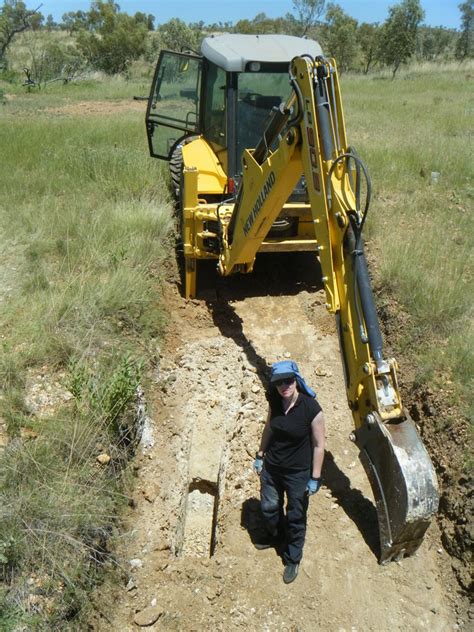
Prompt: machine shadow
<box><xmin>322</xmin><ymin>450</ymin><xmax>380</xmax><ymax>559</ymax></box>
<box><xmin>203</xmin><ymin>250</ymin><xmax>324</xmax><ymax>300</ymax></box>
<box><xmin>200</xmin><ymin>251</ymin><xmax>324</xmax><ymax>390</ymax></box>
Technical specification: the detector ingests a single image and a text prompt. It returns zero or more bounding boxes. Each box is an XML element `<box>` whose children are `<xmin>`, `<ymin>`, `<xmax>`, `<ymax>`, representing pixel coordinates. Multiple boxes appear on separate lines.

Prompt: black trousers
<box><xmin>260</xmin><ymin>464</ymin><xmax>310</xmax><ymax>564</ymax></box>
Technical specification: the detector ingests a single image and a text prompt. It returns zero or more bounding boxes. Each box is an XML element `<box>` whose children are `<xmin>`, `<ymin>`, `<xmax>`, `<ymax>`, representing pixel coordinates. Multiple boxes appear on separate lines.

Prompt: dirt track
<box><xmin>94</xmin><ymin>253</ymin><xmax>461</xmax><ymax>631</ymax></box>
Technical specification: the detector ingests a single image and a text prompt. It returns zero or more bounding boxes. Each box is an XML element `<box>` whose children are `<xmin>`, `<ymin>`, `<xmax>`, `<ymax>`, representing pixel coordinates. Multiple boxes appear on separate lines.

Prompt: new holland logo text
<box><xmin>243</xmin><ymin>171</ymin><xmax>276</xmax><ymax>236</ymax></box>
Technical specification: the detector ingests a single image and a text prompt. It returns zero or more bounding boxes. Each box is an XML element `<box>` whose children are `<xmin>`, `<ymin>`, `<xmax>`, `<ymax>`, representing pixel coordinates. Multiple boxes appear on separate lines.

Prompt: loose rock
<box><xmin>133</xmin><ymin>605</ymin><xmax>164</xmax><ymax>626</ymax></box>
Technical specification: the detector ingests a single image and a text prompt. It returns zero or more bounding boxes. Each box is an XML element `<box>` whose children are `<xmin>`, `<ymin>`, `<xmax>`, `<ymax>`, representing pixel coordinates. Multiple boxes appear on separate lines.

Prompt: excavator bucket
<box><xmin>355</xmin><ymin>412</ymin><xmax>439</xmax><ymax>564</ymax></box>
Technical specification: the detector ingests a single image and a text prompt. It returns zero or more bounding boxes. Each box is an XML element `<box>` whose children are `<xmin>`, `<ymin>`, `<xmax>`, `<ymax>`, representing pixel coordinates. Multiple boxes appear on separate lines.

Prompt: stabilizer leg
<box><xmin>185</xmin><ymin>257</ymin><xmax>197</xmax><ymax>299</ymax></box>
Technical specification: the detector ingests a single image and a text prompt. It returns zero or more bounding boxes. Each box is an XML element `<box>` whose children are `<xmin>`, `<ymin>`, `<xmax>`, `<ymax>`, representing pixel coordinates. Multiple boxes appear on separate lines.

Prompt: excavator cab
<box><xmin>145</xmin><ymin>35</ymin><xmax>439</xmax><ymax>564</ymax></box>
<box><xmin>146</xmin><ymin>36</ymin><xmax>321</xmax><ymax>194</ymax></box>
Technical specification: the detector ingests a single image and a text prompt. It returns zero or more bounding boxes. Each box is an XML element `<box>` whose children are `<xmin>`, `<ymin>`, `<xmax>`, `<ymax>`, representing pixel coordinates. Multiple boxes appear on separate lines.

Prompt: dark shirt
<box><xmin>265</xmin><ymin>391</ymin><xmax>322</xmax><ymax>471</ymax></box>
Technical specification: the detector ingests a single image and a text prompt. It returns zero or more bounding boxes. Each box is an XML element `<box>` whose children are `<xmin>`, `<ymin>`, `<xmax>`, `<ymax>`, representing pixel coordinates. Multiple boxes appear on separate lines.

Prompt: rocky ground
<box><xmin>90</xmin><ymin>253</ymin><xmax>467</xmax><ymax>631</ymax></box>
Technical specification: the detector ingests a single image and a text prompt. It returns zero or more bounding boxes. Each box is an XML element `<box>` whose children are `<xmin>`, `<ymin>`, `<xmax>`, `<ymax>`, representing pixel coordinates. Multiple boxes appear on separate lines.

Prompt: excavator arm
<box><xmin>218</xmin><ymin>56</ymin><xmax>439</xmax><ymax>563</ymax></box>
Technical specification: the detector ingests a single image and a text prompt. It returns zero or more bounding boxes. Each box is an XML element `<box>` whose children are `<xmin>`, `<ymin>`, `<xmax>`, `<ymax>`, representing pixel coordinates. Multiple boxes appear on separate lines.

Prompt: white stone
<box><xmin>129</xmin><ymin>558</ymin><xmax>143</xmax><ymax>569</ymax></box>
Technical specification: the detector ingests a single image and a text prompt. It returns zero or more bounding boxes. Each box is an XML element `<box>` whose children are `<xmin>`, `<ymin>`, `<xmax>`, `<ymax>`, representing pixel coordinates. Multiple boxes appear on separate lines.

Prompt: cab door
<box><xmin>146</xmin><ymin>50</ymin><xmax>202</xmax><ymax>160</ymax></box>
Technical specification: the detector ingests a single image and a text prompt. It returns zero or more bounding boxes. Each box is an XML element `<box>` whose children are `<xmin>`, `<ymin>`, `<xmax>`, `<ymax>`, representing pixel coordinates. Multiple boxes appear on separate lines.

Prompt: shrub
<box><xmin>77</xmin><ymin>9</ymin><xmax>147</xmax><ymax>74</ymax></box>
<box><xmin>28</xmin><ymin>39</ymin><xmax>84</xmax><ymax>85</ymax></box>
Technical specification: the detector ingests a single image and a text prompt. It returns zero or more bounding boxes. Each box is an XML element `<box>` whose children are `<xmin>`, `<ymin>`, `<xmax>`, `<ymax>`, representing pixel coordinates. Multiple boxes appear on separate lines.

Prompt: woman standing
<box><xmin>253</xmin><ymin>360</ymin><xmax>325</xmax><ymax>584</ymax></box>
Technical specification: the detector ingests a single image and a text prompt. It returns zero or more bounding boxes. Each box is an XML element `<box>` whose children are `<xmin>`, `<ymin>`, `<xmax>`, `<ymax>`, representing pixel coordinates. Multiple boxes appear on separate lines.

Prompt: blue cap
<box><xmin>270</xmin><ymin>360</ymin><xmax>315</xmax><ymax>398</ymax></box>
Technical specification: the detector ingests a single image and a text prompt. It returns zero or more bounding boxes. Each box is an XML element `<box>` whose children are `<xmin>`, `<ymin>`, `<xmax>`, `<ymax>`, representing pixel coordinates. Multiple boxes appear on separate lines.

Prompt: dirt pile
<box><xmin>410</xmin><ymin>386</ymin><xmax>472</xmax><ymax>594</ymax></box>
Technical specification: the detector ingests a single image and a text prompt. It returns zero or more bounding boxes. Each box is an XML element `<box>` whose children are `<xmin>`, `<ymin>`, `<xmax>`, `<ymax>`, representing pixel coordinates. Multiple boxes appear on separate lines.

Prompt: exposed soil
<box><xmin>43</xmin><ymin>100</ymin><xmax>146</xmax><ymax>116</ymax></box>
<box><xmin>3</xmin><ymin>94</ymin><xmax>147</xmax><ymax>115</ymax></box>
<box><xmin>91</xmin><ymin>253</ymin><xmax>468</xmax><ymax>631</ymax></box>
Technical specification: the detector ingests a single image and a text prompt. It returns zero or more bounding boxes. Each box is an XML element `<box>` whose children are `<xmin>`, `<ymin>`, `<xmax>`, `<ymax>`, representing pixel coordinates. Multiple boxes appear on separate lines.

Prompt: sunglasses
<box><xmin>274</xmin><ymin>377</ymin><xmax>296</xmax><ymax>387</ymax></box>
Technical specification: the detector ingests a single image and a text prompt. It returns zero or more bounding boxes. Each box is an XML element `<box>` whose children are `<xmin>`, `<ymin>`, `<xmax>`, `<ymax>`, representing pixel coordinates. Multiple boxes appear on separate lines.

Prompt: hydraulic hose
<box><xmin>328</xmin><ymin>151</ymin><xmax>383</xmax><ymax>366</ymax></box>
<box><xmin>253</xmin><ymin>103</ymin><xmax>292</xmax><ymax>165</ymax></box>
<box><xmin>351</xmin><ymin>225</ymin><xmax>384</xmax><ymax>366</ymax></box>
<box><xmin>327</xmin><ymin>152</ymin><xmax>371</xmax><ymax>222</ymax></box>
<box><xmin>288</xmin><ymin>61</ymin><xmax>305</xmax><ymax>128</ymax></box>
<box><xmin>314</xmin><ymin>64</ymin><xmax>335</xmax><ymax>160</ymax></box>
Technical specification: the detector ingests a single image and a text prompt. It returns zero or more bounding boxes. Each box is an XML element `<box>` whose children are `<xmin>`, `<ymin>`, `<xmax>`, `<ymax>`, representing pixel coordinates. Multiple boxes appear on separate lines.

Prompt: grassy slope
<box><xmin>342</xmin><ymin>65</ymin><xmax>473</xmax><ymax>420</ymax></box>
<box><xmin>0</xmin><ymin>83</ymin><xmax>173</xmax><ymax>627</ymax></box>
<box><xmin>342</xmin><ymin>65</ymin><xmax>473</xmax><ymax>592</ymax></box>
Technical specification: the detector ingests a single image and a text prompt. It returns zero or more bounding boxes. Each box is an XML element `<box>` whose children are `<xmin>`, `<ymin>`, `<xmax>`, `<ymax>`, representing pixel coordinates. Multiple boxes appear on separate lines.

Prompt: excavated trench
<box><xmin>181</xmin><ymin>449</ymin><xmax>230</xmax><ymax>558</ymax></box>
<box><xmin>168</xmin><ymin>334</ymin><xmax>247</xmax><ymax>559</ymax></box>
<box><xmin>183</xmin><ymin>479</ymin><xmax>218</xmax><ymax>557</ymax></box>
<box><xmin>177</xmin><ymin>416</ymin><xmax>224</xmax><ymax>558</ymax></box>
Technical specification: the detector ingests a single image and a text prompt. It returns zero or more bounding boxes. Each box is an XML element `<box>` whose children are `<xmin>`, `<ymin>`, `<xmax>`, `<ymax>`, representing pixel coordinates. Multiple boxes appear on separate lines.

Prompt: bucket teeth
<box><xmin>355</xmin><ymin>411</ymin><xmax>439</xmax><ymax>564</ymax></box>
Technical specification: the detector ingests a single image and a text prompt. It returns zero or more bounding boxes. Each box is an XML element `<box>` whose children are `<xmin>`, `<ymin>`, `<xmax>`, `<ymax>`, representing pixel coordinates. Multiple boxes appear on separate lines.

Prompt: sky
<box><xmin>37</xmin><ymin>1</ymin><xmax>462</xmax><ymax>30</ymax></box>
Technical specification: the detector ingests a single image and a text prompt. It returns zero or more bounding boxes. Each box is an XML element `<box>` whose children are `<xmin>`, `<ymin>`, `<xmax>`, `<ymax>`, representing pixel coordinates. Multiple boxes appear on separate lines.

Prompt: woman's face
<box><xmin>275</xmin><ymin>376</ymin><xmax>297</xmax><ymax>399</ymax></box>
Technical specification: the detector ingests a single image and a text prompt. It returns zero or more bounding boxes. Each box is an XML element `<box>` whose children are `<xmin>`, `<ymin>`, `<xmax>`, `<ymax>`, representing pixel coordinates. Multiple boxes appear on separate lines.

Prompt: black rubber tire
<box><xmin>169</xmin><ymin>145</ymin><xmax>184</xmax><ymax>201</ymax></box>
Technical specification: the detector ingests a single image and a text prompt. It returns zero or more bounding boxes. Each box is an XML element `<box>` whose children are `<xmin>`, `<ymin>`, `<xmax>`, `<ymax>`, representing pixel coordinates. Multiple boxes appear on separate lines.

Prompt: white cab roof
<box><xmin>201</xmin><ymin>34</ymin><xmax>323</xmax><ymax>72</ymax></box>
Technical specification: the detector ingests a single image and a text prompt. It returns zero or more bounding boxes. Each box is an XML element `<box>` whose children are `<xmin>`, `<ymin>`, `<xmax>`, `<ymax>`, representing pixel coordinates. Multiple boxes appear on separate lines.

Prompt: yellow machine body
<box><xmin>147</xmin><ymin>38</ymin><xmax>439</xmax><ymax>564</ymax></box>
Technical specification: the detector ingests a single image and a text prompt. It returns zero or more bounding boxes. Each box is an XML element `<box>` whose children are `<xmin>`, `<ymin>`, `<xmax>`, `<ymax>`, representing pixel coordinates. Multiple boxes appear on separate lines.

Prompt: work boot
<box><xmin>283</xmin><ymin>562</ymin><xmax>299</xmax><ymax>584</ymax></box>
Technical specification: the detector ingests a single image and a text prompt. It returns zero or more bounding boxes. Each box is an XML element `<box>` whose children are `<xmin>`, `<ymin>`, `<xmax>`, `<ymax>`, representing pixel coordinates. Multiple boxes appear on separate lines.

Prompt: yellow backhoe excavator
<box><xmin>145</xmin><ymin>34</ymin><xmax>439</xmax><ymax>563</ymax></box>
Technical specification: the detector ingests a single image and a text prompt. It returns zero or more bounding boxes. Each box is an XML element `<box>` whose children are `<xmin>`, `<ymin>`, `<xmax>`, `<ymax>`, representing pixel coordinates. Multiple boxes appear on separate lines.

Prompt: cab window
<box><xmin>203</xmin><ymin>62</ymin><xmax>226</xmax><ymax>148</ymax></box>
<box><xmin>236</xmin><ymin>72</ymin><xmax>291</xmax><ymax>165</ymax></box>
<box><xmin>146</xmin><ymin>51</ymin><xmax>202</xmax><ymax>160</ymax></box>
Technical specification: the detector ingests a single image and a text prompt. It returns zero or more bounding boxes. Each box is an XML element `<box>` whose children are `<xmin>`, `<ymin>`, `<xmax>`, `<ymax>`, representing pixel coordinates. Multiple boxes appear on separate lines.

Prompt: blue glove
<box><xmin>306</xmin><ymin>477</ymin><xmax>322</xmax><ymax>496</ymax></box>
<box><xmin>253</xmin><ymin>455</ymin><xmax>264</xmax><ymax>475</ymax></box>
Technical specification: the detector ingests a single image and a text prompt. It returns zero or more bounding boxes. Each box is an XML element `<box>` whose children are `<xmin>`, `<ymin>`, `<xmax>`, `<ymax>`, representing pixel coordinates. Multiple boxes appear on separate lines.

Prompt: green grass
<box><xmin>0</xmin><ymin>84</ymin><xmax>173</xmax><ymax>627</ymax></box>
<box><xmin>1</xmin><ymin>72</ymin><xmax>152</xmax><ymax>106</ymax></box>
<box><xmin>0</xmin><ymin>376</ymin><xmax>140</xmax><ymax>627</ymax></box>
<box><xmin>342</xmin><ymin>63</ymin><xmax>474</xmax><ymax>418</ymax></box>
